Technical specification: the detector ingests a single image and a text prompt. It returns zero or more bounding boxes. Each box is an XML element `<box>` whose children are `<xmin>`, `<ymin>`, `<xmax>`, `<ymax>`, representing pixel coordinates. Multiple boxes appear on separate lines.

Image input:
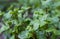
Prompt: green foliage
<box><xmin>0</xmin><ymin>0</ymin><xmax>60</xmax><ymax>39</ymax></box>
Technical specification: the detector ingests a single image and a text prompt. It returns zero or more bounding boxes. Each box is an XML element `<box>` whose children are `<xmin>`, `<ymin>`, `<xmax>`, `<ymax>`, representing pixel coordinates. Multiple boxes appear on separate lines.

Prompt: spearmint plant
<box><xmin>0</xmin><ymin>0</ymin><xmax>60</xmax><ymax>39</ymax></box>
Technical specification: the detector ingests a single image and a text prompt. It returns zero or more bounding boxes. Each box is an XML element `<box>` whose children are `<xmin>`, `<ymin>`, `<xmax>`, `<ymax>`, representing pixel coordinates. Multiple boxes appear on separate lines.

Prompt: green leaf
<box><xmin>18</xmin><ymin>30</ymin><xmax>29</xmax><ymax>39</ymax></box>
<box><xmin>36</xmin><ymin>31</ymin><xmax>46</xmax><ymax>39</ymax></box>
<box><xmin>10</xmin><ymin>35</ymin><xmax>15</xmax><ymax>39</ymax></box>
<box><xmin>54</xmin><ymin>30</ymin><xmax>60</xmax><ymax>35</ymax></box>
<box><xmin>39</xmin><ymin>14</ymin><xmax>48</xmax><ymax>27</ymax></box>
<box><xmin>0</xmin><ymin>25</ymin><xmax>9</xmax><ymax>33</ymax></box>
<box><xmin>31</xmin><ymin>19</ymin><xmax>39</xmax><ymax>30</ymax></box>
